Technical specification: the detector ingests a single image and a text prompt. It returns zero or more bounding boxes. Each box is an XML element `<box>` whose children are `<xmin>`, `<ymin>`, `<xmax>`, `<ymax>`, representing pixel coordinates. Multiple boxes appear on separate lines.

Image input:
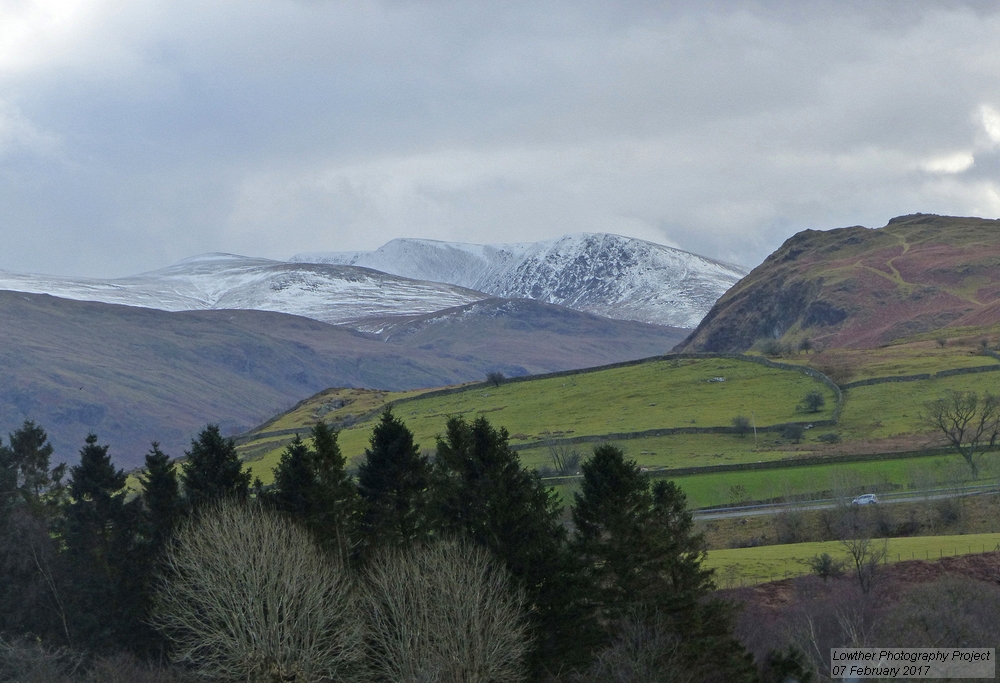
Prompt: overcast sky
<box><xmin>1</xmin><ymin>0</ymin><xmax>999</xmax><ymax>277</ymax></box>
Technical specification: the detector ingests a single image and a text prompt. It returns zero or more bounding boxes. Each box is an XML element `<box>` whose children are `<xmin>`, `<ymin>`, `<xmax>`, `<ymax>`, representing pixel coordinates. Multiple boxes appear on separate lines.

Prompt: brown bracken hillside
<box><xmin>677</xmin><ymin>214</ymin><xmax>1000</xmax><ymax>351</ymax></box>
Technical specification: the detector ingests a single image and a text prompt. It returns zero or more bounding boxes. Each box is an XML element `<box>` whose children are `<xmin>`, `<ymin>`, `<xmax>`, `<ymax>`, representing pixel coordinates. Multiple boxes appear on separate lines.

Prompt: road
<box><xmin>693</xmin><ymin>484</ymin><xmax>998</xmax><ymax>521</ymax></box>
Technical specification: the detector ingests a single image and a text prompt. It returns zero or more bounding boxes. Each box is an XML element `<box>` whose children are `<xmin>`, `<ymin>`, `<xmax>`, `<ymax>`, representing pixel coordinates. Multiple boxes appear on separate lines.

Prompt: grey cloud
<box><xmin>1</xmin><ymin>0</ymin><xmax>999</xmax><ymax>276</ymax></box>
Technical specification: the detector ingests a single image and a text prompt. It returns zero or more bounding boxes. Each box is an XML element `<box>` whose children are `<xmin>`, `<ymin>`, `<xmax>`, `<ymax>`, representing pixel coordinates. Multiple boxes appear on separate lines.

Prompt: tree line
<box><xmin>0</xmin><ymin>411</ymin><xmax>760</xmax><ymax>682</ymax></box>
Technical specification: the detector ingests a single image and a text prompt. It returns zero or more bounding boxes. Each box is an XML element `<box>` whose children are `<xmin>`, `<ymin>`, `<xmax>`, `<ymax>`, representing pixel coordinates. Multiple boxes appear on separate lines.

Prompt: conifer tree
<box><xmin>271</xmin><ymin>424</ymin><xmax>359</xmax><ymax>560</ymax></box>
<box><xmin>356</xmin><ymin>408</ymin><xmax>433</xmax><ymax>554</ymax></box>
<box><xmin>62</xmin><ymin>434</ymin><xmax>137</xmax><ymax>651</ymax></box>
<box><xmin>181</xmin><ymin>424</ymin><xmax>250</xmax><ymax>510</ymax></box>
<box><xmin>571</xmin><ymin>444</ymin><xmax>755</xmax><ymax>681</ymax></box>
<box><xmin>271</xmin><ymin>436</ymin><xmax>314</xmax><ymax>517</ymax></box>
<box><xmin>0</xmin><ymin>436</ymin><xmax>15</xmax><ymax>520</ymax></box>
<box><xmin>140</xmin><ymin>442</ymin><xmax>181</xmax><ymax>552</ymax></box>
<box><xmin>1</xmin><ymin>420</ymin><xmax>65</xmax><ymax>516</ymax></box>
<box><xmin>0</xmin><ymin>424</ymin><xmax>68</xmax><ymax>644</ymax></box>
<box><xmin>435</xmin><ymin>416</ymin><xmax>597</xmax><ymax>675</ymax></box>
<box><xmin>574</xmin><ymin>445</ymin><xmax>666</xmax><ymax>610</ymax></box>
<box><xmin>309</xmin><ymin>422</ymin><xmax>359</xmax><ymax>558</ymax></box>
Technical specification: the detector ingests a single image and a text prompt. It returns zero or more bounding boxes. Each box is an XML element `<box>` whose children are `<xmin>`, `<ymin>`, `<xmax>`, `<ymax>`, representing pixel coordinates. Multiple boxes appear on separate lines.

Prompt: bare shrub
<box><xmin>568</xmin><ymin>614</ymin><xmax>694</xmax><ymax>683</ymax></box>
<box><xmin>736</xmin><ymin>578</ymin><xmax>878</xmax><ymax>680</ymax></box>
<box><xmin>808</xmin><ymin>553</ymin><xmax>845</xmax><ymax>581</ymax></box>
<box><xmin>877</xmin><ymin>576</ymin><xmax>1000</xmax><ymax>648</ymax></box>
<box><xmin>86</xmin><ymin>653</ymin><xmax>189</xmax><ymax>683</ymax></box>
<box><xmin>779</xmin><ymin>423</ymin><xmax>804</xmax><ymax>443</ymax></box>
<box><xmin>363</xmin><ymin>539</ymin><xmax>529</xmax><ymax>683</ymax></box>
<box><xmin>871</xmin><ymin>505</ymin><xmax>897</xmax><ymax>538</ymax></box>
<box><xmin>772</xmin><ymin>509</ymin><xmax>806</xmax><ymax>544</ymax></box>
<box><xmin>812</xmin><ymin>357</ymin><xmax>857</xmax><ymax>385</ymax></box>
<box><xmin>152</xmin><ymin>501</ymin><xmax>363</xmax><ymax>683</ymax></box>
<box><xmin>546</xmin><ymin>442</ymin><xmax>583</xmax><ymax>476</ymax></box>
<box><xmin>0</xmin><ymin>637</ymin><xmax>83</xmax><ymax>683</ymax></box>
<box><xmin>731</xmin><ymin>416</ymin><xmax>751</xmax><ymax>438</ymax></box>
<box><xmin>728</xmin><ymin>484</ymin><xmax>750</xmax><ymax>506</ymax></box>
<box><xmin>935</xmin><ymin>497</ymin><xmax>963</xmax><ymax>528</ymax></box>
<box><xmin>758</xmin><ymin>339</ymin><xmax>790</xmax><ymax>357</ymax></box>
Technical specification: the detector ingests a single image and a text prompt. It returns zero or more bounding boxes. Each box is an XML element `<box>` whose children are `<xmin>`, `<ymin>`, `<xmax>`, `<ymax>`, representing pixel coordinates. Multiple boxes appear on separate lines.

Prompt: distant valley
<box><xmin>0</xmin><ymin>291</ymin><xmax>684</xmax><ymax>467</ymax></box>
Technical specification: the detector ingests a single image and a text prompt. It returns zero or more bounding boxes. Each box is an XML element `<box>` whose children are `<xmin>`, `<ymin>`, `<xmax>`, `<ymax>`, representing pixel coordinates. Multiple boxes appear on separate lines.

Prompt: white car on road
<box><xmin>851</xmin><ymin>493</ymin><xmax>879</xmax><ymax>506</ymax></box>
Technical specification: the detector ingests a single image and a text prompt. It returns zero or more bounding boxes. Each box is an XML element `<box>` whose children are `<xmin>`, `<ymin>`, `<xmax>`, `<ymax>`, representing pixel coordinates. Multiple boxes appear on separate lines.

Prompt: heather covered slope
<box><xmin>0</xmin><ymin>291</ymin><xmax>682</xmax><ymax>467</ymax></box>
<box><xmin>677</xmin><ymin>214</ymin><xmax>1000</xmax><ymax>352</ymax></box>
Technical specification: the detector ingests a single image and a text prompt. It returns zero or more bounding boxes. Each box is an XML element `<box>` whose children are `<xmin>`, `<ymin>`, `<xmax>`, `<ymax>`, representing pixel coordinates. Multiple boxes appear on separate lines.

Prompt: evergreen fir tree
<box><xmin>308</xmin><ymin>421</ymin><xmax>359</xmax><ymax>560</ymax></box>
<box><xmin>356</xmin><ymin>408</ymin><xmax>433</xmax><ymax>554</ymax></box>
<box><xmin>571</xmin><ymin>444</ymin><xmax>756</xmax><ymax>681</ymax></box>
<box><xmin>2</xmin><ymin>421</ymin><xmax>65</xmax><ymax>516</ymax></box>
<box><xmin>572</xmin><ymin>444</ymin><xmax>654</xmax><ymax>611</ymax></box>
<box><xmin>270</xmin><ymin>424</ymin><xmax>359</xmax><ymax>561</ymax></box>
<box><xmin>435</xmin><ymin>415</ymin><xmax>598</xmax><ymax>676</ymax></box>
<box><xmin>0</xmin><ymin>424</ymin><xmax>69</xmax><ymax>644</ymax></box>
<box><xmin>180</xmin><ymin>424</ymin><xmax>251</xmax><ymax>510</ymax></box>
<box><xmin>271</xmin><ymin>435</ymin><xmax>314</xmax><ymax>518</ymax></box>
<box><xmin>0</xmin><ymin>436</ymin><xmax>15</xmax><ymax>521</ymax></box>
<box><xmin>62</xmin><ymin>434</ymin><xmax>135</xmax><ymax>652</ymax></box>
<box><xmin>140</xmin><ymin>442</ymin><xmax>181</xmax><ymax>553</ymax></box>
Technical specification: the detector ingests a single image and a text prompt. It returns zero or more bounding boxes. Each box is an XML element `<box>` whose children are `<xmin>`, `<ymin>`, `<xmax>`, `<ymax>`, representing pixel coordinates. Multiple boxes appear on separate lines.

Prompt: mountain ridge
<box><xmin>292</xmin><ymin>232</ymin><xmax>747</xmax><ymax>328</ymax></box>
<box><xmin>0</xmin><ymin>256</ymin><xmax>488</xmax><ymax>327</ymax></box>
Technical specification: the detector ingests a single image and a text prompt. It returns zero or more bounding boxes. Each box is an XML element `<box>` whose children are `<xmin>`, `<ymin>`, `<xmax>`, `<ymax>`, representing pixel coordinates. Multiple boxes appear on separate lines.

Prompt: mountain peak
<box><xmin>292</xmin><ymin>233</ymin><xmax>747</xmax><ymax>328</ymax></box>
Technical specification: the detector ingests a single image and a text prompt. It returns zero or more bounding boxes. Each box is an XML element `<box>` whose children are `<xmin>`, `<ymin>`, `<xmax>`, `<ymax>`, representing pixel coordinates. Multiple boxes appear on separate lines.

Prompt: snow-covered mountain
<box><xmin>0</xmin><ymin>254</ymin><xmax>486</xmax><ymax>327</ymax></box>
<box><xmin>0</xmin><ymin>234</ymin><xmax>745</xmax><ymax>330</ymax></box>
<box><xmin>292</xmin><ymin>233</ymin><xmax>747</xmax><ymax>328</ymax></box>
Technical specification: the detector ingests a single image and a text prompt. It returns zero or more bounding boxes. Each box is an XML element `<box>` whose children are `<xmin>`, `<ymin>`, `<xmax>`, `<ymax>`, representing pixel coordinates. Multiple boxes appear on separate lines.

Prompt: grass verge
<box><xmin>704</xmin><ymin>532</ymin><xmax>1000</xmax><ymax>586</ymax></box>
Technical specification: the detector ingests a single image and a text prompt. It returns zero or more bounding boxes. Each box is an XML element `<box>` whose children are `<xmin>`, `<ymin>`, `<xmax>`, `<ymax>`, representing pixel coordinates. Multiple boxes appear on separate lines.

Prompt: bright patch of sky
<box><xmin>1</xmin><ymin>0</ymin><xmax>1000</xmax><ymax>277</ymax></box>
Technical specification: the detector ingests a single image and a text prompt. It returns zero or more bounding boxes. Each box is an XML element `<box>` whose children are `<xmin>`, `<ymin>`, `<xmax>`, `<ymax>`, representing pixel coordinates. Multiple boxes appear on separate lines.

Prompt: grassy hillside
<box><xmin>240</xmin><ymin>354</ymin><xmax>837</xmax><ymax>482</ymax></box>
<box><xmin>704</xmin><ymin>532</ymin><xmax>1000</xmax><ymax>586</ymax></box>
<box><xmin>237</xmin><ymin>329</ymin><xmax>1000</xmax><ymax>513</ymax></box>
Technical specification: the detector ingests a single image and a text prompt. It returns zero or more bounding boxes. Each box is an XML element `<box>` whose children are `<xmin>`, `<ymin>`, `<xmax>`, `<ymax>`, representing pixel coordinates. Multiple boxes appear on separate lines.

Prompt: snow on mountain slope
<box><xmin>0</xmin><ymin>254</ymin><xmax>487</xmax><ymax>326</ymax></box>
<box><xmin>292</xmin><ymin>234</ymin><xmax>747</xmax><ymax>328</ymax></box>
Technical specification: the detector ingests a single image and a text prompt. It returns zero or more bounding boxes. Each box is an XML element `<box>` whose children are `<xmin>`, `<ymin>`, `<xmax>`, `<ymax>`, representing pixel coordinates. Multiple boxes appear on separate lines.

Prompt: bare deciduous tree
<box><xmin>152</xmin><ymin>501</ymin><xmax>363</xmax><ymax>683</ymax></box>
<box><xmin>840</xmin><ymin>535</ymin><xmax>888</xmax><ymax>596</ymax></box>
<box><xmin>924</xmin><ymin>390</ymin><xmax>1000</xmax><ymax>479</ymax></box>
<box><xmin>363</xmin><ymin>540</ymin><xmax>529</xmax><ymax>683</ymax></box>
<box><xmin>546</xmin><ymin>442</ymin><xmax>582</xmax><ymax>476</ymax></box>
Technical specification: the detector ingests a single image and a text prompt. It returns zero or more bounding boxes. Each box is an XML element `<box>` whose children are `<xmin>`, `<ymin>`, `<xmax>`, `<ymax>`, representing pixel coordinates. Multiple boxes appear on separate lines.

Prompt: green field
<box><xmin>836</xmin><ymin>372</ymin><xmax>1000</xmax><ymax>442</ymax></box>
<box><xmin>782</xmin><ymin>341</ymin><xmax>998</xmax><ymax>381</ymax></box>
<box><xmin>235</xmin><ymin>336</ymin><xmax>1000</xmax><ymax>510</ymax></box>
<box><xmin>514</xmin><ymin>432</ymin><xmax>811</xmax><ymax>472</ymax></box>
<box><xmin>667</xmin><ymin>453</ymin><xmax>1000</xmax><ymax>508</ymax></box>
<box><xmin>548</xmin><ymin>450</ymin><xmax>999</xmax><ymax>510</ymax></box>
<box><xmin>243</xmin><ymin>356</ymin><xmax>836</xmax><ymax>483</ymax></box>
<box><xmin>704</xmin><ymin>532</ymin><xmax>1000</xmax><ymax>586</ymax></box>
